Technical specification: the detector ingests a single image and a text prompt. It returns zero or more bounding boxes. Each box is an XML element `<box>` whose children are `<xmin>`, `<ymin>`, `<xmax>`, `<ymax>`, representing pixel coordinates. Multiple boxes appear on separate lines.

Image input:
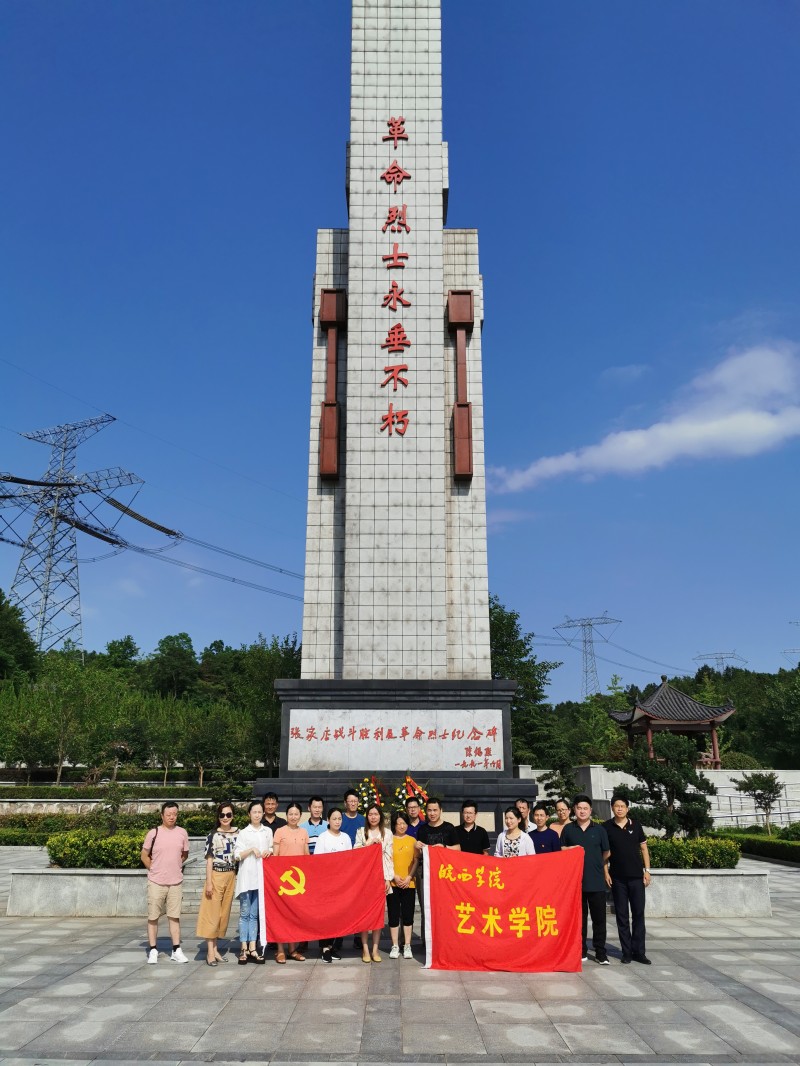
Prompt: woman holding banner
<box><xmin>272</xmin><ymin>802</ymin><xmax>310</xmax><ymax>963</ymax></box>
<box><xmin>314</xmin><ymin>806</ymin><xmax>352</xmax><ymax>962</ymax></box>
<box><xmin>354</xmin><ymin>804</ymin><xmax>393</xmax><ymax>962</ymax></box>
<box><xmin>494</xmin><ymin>807</ymin><xmax>536</xmax><ymax>857</ymax></box>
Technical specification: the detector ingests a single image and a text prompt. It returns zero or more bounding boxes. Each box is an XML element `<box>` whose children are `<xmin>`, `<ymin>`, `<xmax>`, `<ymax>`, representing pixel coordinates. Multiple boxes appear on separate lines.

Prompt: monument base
<box><xmin>255</xmin><ymin>678</ymin><xmax>534</xmax><ymax>832</ymax></box>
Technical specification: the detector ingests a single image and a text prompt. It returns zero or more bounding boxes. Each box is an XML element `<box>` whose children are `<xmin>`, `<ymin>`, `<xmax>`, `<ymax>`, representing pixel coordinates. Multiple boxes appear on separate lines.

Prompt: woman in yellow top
<box><xmin>388</xmin><ymin>810</ymin><xmax>418</xmax><ymax>959</ymax></box>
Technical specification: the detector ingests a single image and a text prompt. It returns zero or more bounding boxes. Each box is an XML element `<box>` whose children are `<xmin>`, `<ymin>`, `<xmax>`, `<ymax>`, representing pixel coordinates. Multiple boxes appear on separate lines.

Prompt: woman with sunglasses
<box><xmin>196</xmin><ymin>801</ymin><xmax>239</xmax><ymax>966</ymax></box>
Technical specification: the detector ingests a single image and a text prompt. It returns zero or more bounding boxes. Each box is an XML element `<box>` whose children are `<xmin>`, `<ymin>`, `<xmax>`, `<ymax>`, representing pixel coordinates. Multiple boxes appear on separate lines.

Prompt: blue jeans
<box><xmin>238</xmin><ymin>889</ymin><xmax>259</xmax><ymax>943</ymax></box>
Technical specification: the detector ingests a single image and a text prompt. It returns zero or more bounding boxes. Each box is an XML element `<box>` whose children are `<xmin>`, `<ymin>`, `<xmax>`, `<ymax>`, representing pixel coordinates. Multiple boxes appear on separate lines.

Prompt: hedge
<box><xmin>47</xmin><ymin>831</ymin><xmax>145</xmax><ymax>868</ymax></box>
<box><xmin>0</xmin><ymin>828</ymin><xmax>51</xmax><ymax>846</ymax></box>
<box><xmin>0</xmin><ymin>807</ymin><xmax>251</xmax><ymax>844</ymax></box>
<box><xmin>0</xmin><ymin>785</ymin><xmax>214</xmax><ymax>800</ymax></box>
<box><xmin>715</xmin><ymin>833</ymin><xmax>800</xmax><ymax>863</ymax></box>
<box><xmin>648</xmin><ymin>836</ymin><xmax>740</xmax><ymax>869</ymax></box>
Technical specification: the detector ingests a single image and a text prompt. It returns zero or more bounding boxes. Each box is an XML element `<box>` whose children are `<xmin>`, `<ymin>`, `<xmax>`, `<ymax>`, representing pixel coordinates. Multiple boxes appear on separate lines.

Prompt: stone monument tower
<box><xmin>276</xmin><ymin>0</ymin><xmax>517</xmax><ymax>794</ymax></box>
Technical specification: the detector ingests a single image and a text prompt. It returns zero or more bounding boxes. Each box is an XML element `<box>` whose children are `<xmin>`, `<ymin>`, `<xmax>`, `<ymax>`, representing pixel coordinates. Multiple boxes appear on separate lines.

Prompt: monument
<box><xmin>271</xmin><ymin>0</ymin><xmax>525</xmax><ymax>817</ymax></box>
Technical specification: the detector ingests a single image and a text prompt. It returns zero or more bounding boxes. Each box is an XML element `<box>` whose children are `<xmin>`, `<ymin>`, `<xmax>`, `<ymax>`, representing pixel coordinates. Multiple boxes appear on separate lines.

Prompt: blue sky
<box><xmin>2</xmin><ymin>1</ymin><xmax>799</xmax><ymax>703</ymax></box>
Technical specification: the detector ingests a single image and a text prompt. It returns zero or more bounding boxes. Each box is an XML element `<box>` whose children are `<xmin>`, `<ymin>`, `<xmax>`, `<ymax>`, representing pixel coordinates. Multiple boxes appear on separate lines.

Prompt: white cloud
<box><xmin>115</xmin><ymin>578</ymin><xmax>146</xmax><ymax>599</ymax></box>
<box><xmin>487</xmin><ymin>508</ymin><xmax>536</xmax><ymax>534</ymax></box>
<box><xmin>492</xmin><ymin>341</ymin><xmax>800</xmax><ymax>493</ymax></box>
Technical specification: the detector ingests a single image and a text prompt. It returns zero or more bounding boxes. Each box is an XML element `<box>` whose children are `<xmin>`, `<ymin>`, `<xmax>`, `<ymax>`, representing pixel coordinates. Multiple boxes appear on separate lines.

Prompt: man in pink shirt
<box><xmin>141</xmin><ymin>801</ymin><xmax>190</xmax><ymax>963</ymax></box>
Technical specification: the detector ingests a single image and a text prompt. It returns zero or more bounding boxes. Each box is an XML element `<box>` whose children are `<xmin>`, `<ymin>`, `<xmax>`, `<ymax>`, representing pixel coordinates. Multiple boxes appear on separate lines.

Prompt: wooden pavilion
<box><xmin>609</xmin><ymin>675</ymin><xmax>735</xmax><ymax>770</ymax></box>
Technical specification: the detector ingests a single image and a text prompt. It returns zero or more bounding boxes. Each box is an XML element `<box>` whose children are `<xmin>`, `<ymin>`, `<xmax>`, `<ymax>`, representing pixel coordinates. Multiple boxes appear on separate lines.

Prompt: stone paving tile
<box><xmin>633</xmin><ymin>1022</ymin><xmax>739</xmax><ymax>1056</ymax></box>
<box><xmin>540</xmin><ymin>1000</ymin><xmax>626</xmax><ymax>1024</ymax></box>
<box><xmin>0</xmin><ymin>1019</ymin><xmax>61</xmax><ymax>1053</ymax></box>
<box><xmin>477</xmin><ymin>1021</ymin><xmax>570</xmax><ymax>1054</ymax></box>
<box><xmin>552</xmin><ymin>1021</ymin><xmax>655</xmax><ymax>1056</ymax></box>
<box><xmin>191</xmin><ymin>1023</ymin><xmax>289</xmax><ymax>1054</ymax></box>
<box><xmin>275</xmin><ymin>1020</ymin><xmax>362</xmax><ymax>1056</ymax></box>
<box><xmin>681</xmin><ymin>1000</ymin><xmax>800</xmax><ymax>1055</ymax></box>
<box><xmin>468</xmin><ymin>998</ymin><xmax>548</xmax><ymax>1024</ymax></box>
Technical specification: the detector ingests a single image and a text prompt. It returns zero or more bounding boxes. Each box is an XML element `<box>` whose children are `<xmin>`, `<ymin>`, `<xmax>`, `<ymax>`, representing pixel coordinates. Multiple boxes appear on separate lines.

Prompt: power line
<box><xmin>605</xmin><ymin>640</ymin><xmax>691</xmax><ymax>674</ymax></box>
<box><xmin>553</xmin><ymin>613</ymin><xmax>621</xmax><ymax>699</ymax></box>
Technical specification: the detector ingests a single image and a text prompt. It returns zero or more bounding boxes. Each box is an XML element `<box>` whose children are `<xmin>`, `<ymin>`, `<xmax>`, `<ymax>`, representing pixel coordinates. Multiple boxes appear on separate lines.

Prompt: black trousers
<box><xmin>320</xmin><ymin>936</ymin><xmax>343</xmax><ymax>953</ymax></box>
<box><xmin>581</xmin><ymin>890</ymin><xmax>607</xmax><ymax>953</ymax></box>
<box><xmin>611</xmin><ymin>877</ymin><xmax>646</xmax><ymax>958</ymax></box>
<box><xmin>387</xmin><ymin>886</ymin><xmax>416</xmax><ymax>928</ymax></box>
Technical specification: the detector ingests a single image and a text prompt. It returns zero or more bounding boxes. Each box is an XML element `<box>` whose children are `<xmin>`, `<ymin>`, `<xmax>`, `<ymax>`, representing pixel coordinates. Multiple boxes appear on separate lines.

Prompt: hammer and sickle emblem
<box><xmin>278</xmin><ymin>866</ymin><xmax>306</xmax><ymax>896</ymax></box>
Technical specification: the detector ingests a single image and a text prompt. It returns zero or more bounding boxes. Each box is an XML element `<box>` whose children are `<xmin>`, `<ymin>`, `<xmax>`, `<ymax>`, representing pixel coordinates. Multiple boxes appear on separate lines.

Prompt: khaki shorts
<box><xmin>147</xmin><ymin>881</ymin><xmax>183</xmax><ymax>921</ymax></box>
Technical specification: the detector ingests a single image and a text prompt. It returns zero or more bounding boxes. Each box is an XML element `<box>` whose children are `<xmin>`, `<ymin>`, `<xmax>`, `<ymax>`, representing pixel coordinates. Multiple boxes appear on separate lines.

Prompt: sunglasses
<box><xmin>220</xmin><ymin>812</ymin><xmax>233</xmax><ymax>819</ymax></box>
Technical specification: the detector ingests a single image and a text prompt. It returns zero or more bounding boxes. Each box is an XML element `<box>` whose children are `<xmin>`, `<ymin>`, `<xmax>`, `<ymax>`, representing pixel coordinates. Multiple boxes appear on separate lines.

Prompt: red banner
<box><xmin>425</xmin><ymin>846</ymin><xmax>584</xmax><ymax>972</ymax></box>
<box><xmin>261</xmin><ymin>846</ymin><xmax>386</xmax><ymax>943</ymax></box>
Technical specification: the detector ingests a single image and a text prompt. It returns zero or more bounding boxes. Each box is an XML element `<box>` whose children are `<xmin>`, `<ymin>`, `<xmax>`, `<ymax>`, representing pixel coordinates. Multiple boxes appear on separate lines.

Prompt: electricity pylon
<box><xmin>692</xmin><ymin>651</ymin><xmax>747</xmax><ymax>672</ymax></box>
<box><xmin>554</xmin><ymin>613</ymin><xmax>621</xmax><ymax>699</ymax></box>
<box><xmin>3</xmin><ymin>416</ymin><xmax>142</xmax><ymax>651</ymax></box>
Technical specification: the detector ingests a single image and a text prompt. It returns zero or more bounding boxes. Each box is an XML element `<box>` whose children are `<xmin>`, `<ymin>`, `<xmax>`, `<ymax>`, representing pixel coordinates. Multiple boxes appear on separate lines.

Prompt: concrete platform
<box><xmin>1</xmin><ymin>847</ymin><xmax>800</xmax><ymax>1064</ymax></box>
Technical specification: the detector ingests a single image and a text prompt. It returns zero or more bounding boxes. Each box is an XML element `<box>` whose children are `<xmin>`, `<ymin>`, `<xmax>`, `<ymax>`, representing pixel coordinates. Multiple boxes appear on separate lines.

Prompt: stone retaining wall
<box><xmin>644</xmin><ymin>867</ymin><xmax>771</xmax><ymax>917</ymax></box>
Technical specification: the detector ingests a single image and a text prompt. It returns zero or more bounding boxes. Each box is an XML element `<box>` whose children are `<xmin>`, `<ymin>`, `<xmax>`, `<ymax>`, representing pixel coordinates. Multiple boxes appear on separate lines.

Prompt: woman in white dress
<box><xmin>354</xmin><ymin>803</ymin><xmax>393</xmax><ymax>962</ymax></box>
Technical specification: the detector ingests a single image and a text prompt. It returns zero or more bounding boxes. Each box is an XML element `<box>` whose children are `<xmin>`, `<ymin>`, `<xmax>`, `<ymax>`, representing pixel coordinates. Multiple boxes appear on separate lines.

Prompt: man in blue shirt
<box><xmin>341</xmin><ymin>789</ymin><xmax>365</xmax><ymax>846</ymax></box>
<box><xmin>561</xmin><ymin>794</ymin><xmax>611</xmax><ymax>964</ymax></box>
<box><xmin>529</xmin><ymin>803</ymin><xmax>562</xmax><ymax>854</ymax></box>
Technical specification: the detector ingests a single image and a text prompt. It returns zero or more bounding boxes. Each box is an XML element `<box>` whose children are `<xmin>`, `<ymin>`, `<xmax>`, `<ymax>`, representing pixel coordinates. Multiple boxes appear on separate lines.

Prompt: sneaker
<box><xmin>389</xmin><ymin>945</ymin><xmax>400</xmax><ymax>959</ymax></box>
<box><xmin>596</xmin><ymin>951</ymin><xmax>610</xmax><ymax>965</ymax></box>
<box><xmin>321</xmin><ymin>948</ymin><xmax>332</xmax><ymax>964</ymax></box>
<box><xmin>330</xmin><ymin>949</ymin><xmax>342</xmax><ymax>961</ymax></box>
<box><xmin>621</xmin><ymin>954</ymin><xmax>632</xmax><ymax>964</ymax></box>
<box><xmin>633</xmin><ymin>954</ymin><xmax>652</xmax><ymax>965</ymax></box>
<box><xmin>171</xmin><ymin>947</ymin><xmax>189</xmax><ymax>964</ymax></box>
<box><xmin>147</xmin><ymin>948</ymin><xmax>158</xmax><ymax>964</ymax></box>
<box><xmin>581</xmin><ymin>953</ymin><xmax>588</xmax><ymax>962</ymax></box>
<box><xmin>403</xmin><ymin>945</ymin><xmax>413</xmax><ymax>960</ymax></box>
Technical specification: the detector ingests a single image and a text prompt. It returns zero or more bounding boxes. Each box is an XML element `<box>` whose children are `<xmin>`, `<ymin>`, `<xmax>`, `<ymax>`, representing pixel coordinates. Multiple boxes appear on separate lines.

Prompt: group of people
<box><xmin>141</xmin><ymin>790</ymin><xmax>651</xmax><ymax>968</ymax></box>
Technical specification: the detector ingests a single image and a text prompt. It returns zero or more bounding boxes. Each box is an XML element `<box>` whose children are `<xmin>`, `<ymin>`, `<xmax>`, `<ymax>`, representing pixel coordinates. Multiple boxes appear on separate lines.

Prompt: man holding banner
<box><xmin>561</xmin><ymin>795</ymin><xmax>612</xmax><ymax>965</ymax></box>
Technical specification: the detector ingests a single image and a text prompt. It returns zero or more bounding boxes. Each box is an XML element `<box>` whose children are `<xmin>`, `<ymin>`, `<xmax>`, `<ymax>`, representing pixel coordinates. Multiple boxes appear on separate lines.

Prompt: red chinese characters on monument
<box><xmin>380</xmin><ymin>323</ymin><xmax>412</xmax><ymax>354</ymax></box>
<box><xmin>383</xmin><ymin>116</ymin><xmax>408</xmax><ymax>150</ymax></box>
<box><xmin>382</xmin><ymin>280</ymin><xmax>411</xmax><ymax>311</ymax></box>
<box><xmin>380</xmin><ymin>403</ymin><xmax>410</xmax><ymax>436</ymax></box>
<box><xmin>381</xmin><ymin>160</ymin><xmax>411</xmax><ymax>191</ymax></box>
<box><xmin>378</xmin><ymin>119</ymin><xmax>414</xmax><ymax>435</ymax></box>
<box><xmin>383</xmin><ymin>204</ymin><xmax>410</xmax><ymax>234</ymax></box>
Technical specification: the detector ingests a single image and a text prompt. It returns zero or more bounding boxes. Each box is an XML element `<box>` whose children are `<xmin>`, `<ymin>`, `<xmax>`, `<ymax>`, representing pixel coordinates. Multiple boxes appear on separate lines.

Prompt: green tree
<box><xmin>489</xmin><ymin>595</ymin><xmax>561</xmax><ymax>768</ymax></box>
<box><xmin>232</xmin><ymin>634</ymin><xmax>301</xmax><ymax>775</ymax></box>
<box><xmin>618</xmin><ymin>733</ymin><xmax>716</xmax><ymax>838</ymax></box>
<box><xmin>145</xmin><ymin>633</ymin><xmax>200</xmax><ymax>699</ymax></box>
<box><xmin>0</xmin><ymin>588</ymin><xmax>38</xmax><ymax>682</ymax></box>
<box><xmin>735</xmin><ymin>771</ymin><xmax>784</xmax><ymax>836</ymax></box>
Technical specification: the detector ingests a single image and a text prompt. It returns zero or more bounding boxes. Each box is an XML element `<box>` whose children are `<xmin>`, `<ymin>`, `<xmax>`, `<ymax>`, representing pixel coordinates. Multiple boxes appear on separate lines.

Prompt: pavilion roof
<box><xmin>609</xmin><ymin>676</ymin><xmax>735</xmax><ymax>727</ymax></box>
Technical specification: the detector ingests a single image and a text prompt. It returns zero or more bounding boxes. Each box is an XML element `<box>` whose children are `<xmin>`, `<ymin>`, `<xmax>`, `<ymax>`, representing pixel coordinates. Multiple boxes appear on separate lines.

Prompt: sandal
<box><xmin>206</xmin><ymin>956</ymin><xmax>217</xmax><ymax>967</ymax></box>
<box><xmin>215</xmin><ymin>952</ymin><xmax>228</xmax><ymax>963</ymax></box>
<box><xmin>238</xmin><ymin>949</ymin><xmax>248</xmax><ymax>965</ymax></box>
<box><xmin>275</xmin><ymin>951</ymin><xmax>287</xmax><ymax>964</ymax></box>
<box><xmin>289</xmin><ymin>950</ymin><xmax>306</xmax><ymax>962</ymax></box>
<box><xmin>249</xmin><ymin>950</ymin><xmax>266</xmax><ymax>964</ymax></box>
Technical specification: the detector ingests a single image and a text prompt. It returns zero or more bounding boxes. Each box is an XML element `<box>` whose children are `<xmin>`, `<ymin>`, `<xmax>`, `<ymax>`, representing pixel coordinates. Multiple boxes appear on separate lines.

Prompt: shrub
<box><xmin>779</xmin><ymin>822</ymin><xmax>800</xmax><ymax>841</ymax></box>
<box><xmin>722</xmin><ymin>833</ymin><xmax>800</xmax><ymax>863</ymax></box>
<box><xmin>0</xmin><ymin>785</ymin><xmax>213</xmax><ymax>800</ymax></box>
<box><xmin>0</xmin><ymin>828</ymin><xmax>50</xmax><ymax>846</ymax></box>
<box><xmin>47</xmin><ymin>830</ymin><xmax>144</xmax><ymax>868</ymax></box>
<box><xmin>648</xmin><ymin>836</ymin><xmax>740</xmax><ymax>869</ymax></box>
<box><xmin>0</xmin><ymin>805</ymin><xmax>249</xmax><ymax>843</ymax></box>
<box><xmin>721</xmin><ymin>752</ymin><xmax>763</xmax><ymax>770</ymax></box>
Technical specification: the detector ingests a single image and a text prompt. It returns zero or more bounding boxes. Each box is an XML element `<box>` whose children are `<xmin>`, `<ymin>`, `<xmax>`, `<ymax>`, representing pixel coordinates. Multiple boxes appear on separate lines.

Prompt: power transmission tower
<box><xmin>554</xmin><ymin>613</ymin><xmax>621</xmax><ymax>699</ymax></box>
<box><xmin>3</xmin><ymin>416</ymin><xmax>142</xmax><ymax>651</ymax></box>
<box><xmin>693</xmin><ymin>651</ymin><xmax>747</xmax><ymax>672</ymax></box>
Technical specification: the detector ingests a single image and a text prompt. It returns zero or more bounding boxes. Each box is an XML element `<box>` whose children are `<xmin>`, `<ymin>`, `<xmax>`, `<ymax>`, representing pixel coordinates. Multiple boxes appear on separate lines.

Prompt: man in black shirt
<box><xmin>603</xmin><ymin>794</ymin><xmax>651</xmax><ymax>964</ymax></box>
<box><xmin>561</xmin><ymin>794</ymin><xmax>611</xmax><ymax>964</ymax></box>
<box><xmin>414</xmin><ymin>797</ymin><xmax>460</xmax><ymax>943</ymax></box>
<box><xmin>455</xmin><ymin>800</ymin><xmax>491</xmax><ymax>855</ymax></box>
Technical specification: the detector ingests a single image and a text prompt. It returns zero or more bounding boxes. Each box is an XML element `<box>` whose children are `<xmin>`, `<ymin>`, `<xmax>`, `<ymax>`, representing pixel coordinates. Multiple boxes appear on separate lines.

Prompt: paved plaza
<box><xmin>0</xmin><ymin>848</ymin><xmax>799</xmax><ymax>1065</ymax></box>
